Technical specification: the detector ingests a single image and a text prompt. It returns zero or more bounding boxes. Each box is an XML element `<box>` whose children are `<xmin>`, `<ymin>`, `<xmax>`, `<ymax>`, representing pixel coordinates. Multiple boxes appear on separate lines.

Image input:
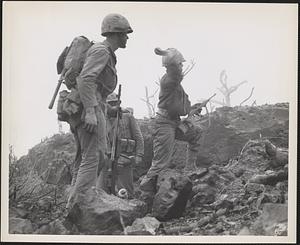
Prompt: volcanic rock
<box><xmin>9</xmin><ymin>217</ymin><xmax>33</xmax><ymax>234</ymax></box>
<box><xmin>152</xmin><ymin>168</ymin><xmax>192</xmax><ymax>221</ymax></box>
<box><xmin>125</xmin><ymin>217</ymin><xmax>160</xmax><ymax>235</ymax></box>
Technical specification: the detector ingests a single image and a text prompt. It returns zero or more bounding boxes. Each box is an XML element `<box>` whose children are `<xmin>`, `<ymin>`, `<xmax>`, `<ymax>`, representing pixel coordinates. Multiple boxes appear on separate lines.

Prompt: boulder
<box><xmin>274</xmin><ymin>222</ymin><xmax>288</xmax><ymax>236</ymax></box>
<box><xmin>9</xmin><ymin>206</ymin><xmax>29</xmax><ymax>219</ymax></box>
<box><xmin>152</xmin><ymin>168</ymin><xmax>192</xmax><ymax>221</ymax></box>
<box><xmin>249</xmin><ymin>170</ymin><xmax>288</xmax><ymax>186</ymax></box>
<box><xmin>125</xmin><ymin>217</ymin><xmax>160</xmax><ymax>235</ymax></box>
<box><xmin>265</xmin><ymin>141</ymin><xmax>288</xmax><ymax>167</ymax></box>
<box><xmin>9</xmin><ymin>217</ymin><xmax>33</xmax><ymax>234</ymax></box>
<box><xmin>192</xmin><ymin>104</ymin><xmax>289</xmax><ymax>167</ymax></box>
<box><xmin>35</xmin><ymin>219</ymin><xmax>69</xmax><ymax>235</ymax></box>
<box><xmin>245</xmin><ymin>182</ymin><xmax>265</xmax><ymax>195</ymax></box>
<box><xmin>66</xmin><ymin>188</ymin><xmax>147</xmax><ymax>235</ymax></box>
<box><xmin>190</xmin><ymin>183</ymin><xmax>217</xmax><ymax>206</ymax></box>
<box><xmin>252</xmin><ymin>203</ymin><xmax>288</xmax><ymax>235</ymax></box>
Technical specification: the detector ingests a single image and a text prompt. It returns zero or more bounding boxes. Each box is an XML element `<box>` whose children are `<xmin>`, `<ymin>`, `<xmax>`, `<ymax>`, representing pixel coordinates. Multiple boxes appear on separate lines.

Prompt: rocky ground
<box><xmin>8</xmin><ymin>103</ymin><xmax>289</xmax><ymax>236</ymax></box>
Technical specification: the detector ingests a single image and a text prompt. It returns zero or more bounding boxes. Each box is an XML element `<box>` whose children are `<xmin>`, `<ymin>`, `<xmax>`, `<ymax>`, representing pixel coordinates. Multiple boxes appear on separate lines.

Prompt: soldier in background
<box><xmin>98</xmin><ymin>93</ymin><xmax>144</xmax><ymax>199</ymax></box>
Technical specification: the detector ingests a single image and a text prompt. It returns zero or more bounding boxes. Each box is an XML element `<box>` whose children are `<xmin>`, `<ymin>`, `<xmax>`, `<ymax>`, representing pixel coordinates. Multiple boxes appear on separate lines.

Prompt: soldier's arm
<box><xmin>77</xmin><ymin>47</ymin><xmax>110</xmax><ymax>109</ymax></box>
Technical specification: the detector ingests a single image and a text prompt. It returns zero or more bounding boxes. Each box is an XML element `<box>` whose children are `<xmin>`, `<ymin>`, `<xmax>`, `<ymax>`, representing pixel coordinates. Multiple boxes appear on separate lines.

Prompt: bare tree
<box><xmin>140</xmin><ymin>86</ymin><xmax>159</xmax><ymax>118</ymax></box>
<box><xmin>217</xmin><ymin>70</ymin><xmax>248</xmax><ymax>106</ymax></box>
<box><xmin>207</xmin><ymin>70</ymin><xmax>254</xmax><ymax>107</ymax></box>
<box><xmin>240</xmin><ymin>87</ymin><xmax>255</xmax><ymax>106</ymax></box>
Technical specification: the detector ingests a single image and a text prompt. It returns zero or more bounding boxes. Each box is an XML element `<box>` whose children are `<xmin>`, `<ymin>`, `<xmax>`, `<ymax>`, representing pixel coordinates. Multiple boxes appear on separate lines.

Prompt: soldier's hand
<box><xmin>83</xmin><ymin>107</ymin><xmax>97</xmax><ymax>133</ymax></box>
<box><xmin>107</xmin><ymin>105</ymin><xmax>122</xmax><ymax>118</ymax></box>
<box><xmin>189</xmin><ymin>106</ymin><xmax>202</xmax><ymax>117</ymax></box>
<box><xmin>135</xmin><ymin>155</ymin><xmax>143</xmax><ymax>165</ymax></box>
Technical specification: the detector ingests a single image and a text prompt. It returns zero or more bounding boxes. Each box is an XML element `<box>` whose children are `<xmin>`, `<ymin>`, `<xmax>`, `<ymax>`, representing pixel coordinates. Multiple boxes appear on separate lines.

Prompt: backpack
<box><xmin>57</xmin><ymin>36</ymin><xmax>94</xmax><ymax>89</ymax></box>
<box><xmin>56</xmin><ymin>36</ymin><xmax>94</xmax><ymax>125</ymax></box>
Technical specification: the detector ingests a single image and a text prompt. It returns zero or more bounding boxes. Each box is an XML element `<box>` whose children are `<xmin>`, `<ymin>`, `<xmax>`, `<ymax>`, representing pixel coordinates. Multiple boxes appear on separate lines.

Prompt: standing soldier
<box><xmin>139</xmin><ymin>47</ymin><xmax>203</xmax><ymax>212</ymax></box>
<box><xmin>98</xmin><ymin>93</ymin><xmax>144</xmax><ymax>199</ymax></box>
<box><xmin>66</xmin><ymin>13</ymin><xmax>133</xmax><ymax>209</ymax></box>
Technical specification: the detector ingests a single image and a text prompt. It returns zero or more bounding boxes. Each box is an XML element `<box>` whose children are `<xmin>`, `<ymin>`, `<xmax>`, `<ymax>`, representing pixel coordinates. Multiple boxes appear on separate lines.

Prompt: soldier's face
<box><xmin>118</xmin><ymin>33</ymin><xmax>129</xmax><ymax>48</ymax></box>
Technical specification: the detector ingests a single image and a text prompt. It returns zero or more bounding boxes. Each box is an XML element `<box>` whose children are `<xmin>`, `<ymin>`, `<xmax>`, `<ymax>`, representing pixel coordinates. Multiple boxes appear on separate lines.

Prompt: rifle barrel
<box><xmin>48</xmin><ymin>78</ymin><xmax>63</xmax><ymax>109</ymax></box>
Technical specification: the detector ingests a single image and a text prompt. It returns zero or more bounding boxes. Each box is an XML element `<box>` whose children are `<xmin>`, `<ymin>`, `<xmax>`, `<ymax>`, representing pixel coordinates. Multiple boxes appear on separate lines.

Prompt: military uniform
<box><xmin>140</xmin><ymin>47</ymin><xmax>202</xmax><ymax>212</ymax></box>
<box><xmin>66</xmin><ymin>40</ymin><xmax>118</xmax><ymax>208</ymax></box>
<box><xmin>98</xmin><ymin>109</ymin><xmax>144</xmax><ymax>199</ymax></box>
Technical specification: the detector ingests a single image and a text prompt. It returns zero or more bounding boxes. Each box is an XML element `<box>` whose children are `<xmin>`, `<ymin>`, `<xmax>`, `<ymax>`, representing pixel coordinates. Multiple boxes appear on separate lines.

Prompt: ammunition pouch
<box><xmin>119</xmin><ymin>138</ymin><xmax>136</xmax><ymax>154</ymax></box>
<box><xmin>117</xmin><ymin>154</ymin><xmax>135</xmax><ymax>168</ymax></box>
<box><xmin>57</xmin><ymin>88</ymin><xmax>82</xmax><ymax>126</ymax></box>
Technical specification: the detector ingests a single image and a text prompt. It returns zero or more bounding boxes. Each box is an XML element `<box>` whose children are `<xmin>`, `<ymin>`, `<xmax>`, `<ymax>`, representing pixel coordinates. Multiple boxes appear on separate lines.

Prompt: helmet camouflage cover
<box><xmin>106</xmin><ymin>92</ymin><xmax>119</xmax><ymax>102</ymax></box>
<box><xmin>101</xmin><ymin>13</ymin><xmax>133</xmax><ymax>36</ymax></box>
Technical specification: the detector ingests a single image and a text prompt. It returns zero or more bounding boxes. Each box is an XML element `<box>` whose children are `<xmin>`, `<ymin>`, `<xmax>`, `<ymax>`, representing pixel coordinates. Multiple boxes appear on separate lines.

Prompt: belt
<box><xmin>156</xmin><ymin>108</ymin><xmax>170</xmax><ymax>118</ymax></box>
<box><xmin>156</xmin><ymin>108</ymin><xmax>181</xmax><ymax>122</ymax></box>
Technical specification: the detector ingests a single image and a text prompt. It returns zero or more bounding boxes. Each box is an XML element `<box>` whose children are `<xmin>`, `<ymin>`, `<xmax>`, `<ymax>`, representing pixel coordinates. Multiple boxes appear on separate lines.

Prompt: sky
<box><xmin>2</xmin><ymin>1</ymin><xmax>298</xmax><ymax>158</ymax></box>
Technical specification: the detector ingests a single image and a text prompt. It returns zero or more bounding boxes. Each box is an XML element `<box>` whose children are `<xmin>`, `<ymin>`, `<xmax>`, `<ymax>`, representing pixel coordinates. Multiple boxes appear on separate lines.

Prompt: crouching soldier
<box><xmin>98</xmin><ymin>92</ymin><xmax>144</xmax><ymax>199</ymax></box>
<box><xmin>140</xmin><ymin>47</ymin><xmax>203</xmax><ymax>212</ymax></box>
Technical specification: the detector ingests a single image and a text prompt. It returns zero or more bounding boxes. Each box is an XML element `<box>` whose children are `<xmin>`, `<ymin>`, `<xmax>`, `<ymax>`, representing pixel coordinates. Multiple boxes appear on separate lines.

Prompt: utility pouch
<box><xmin>57</xmin><ymin>89</ymin><xmax>82</xmax><ymax>123</ymax></box>
<box><xmin>117</xmin><ymin>154</ymin><xmax>135</xmax><ymax>168</ymax></box>
<box><xmin>119</xmin><ymin>138</ymin><xmax>136</xmax><ymax>154</ymax></box>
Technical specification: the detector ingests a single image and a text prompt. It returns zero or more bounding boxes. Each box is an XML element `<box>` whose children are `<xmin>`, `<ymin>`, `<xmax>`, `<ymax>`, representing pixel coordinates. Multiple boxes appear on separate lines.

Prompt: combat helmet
<box><xmin>101</xmin><ymin>13</ymin><xmax>133</xmax><ymax>36</ymax></box>
<box><xmin>107</xmin><ymin>92</ymin><xmax>119</xmax><ymax>102</ymax></box>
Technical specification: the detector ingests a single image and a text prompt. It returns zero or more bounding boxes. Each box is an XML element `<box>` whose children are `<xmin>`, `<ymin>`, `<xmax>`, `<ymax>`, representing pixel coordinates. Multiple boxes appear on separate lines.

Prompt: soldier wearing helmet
<box><xmin>66</xmin><ymin>13</ymin><xmax>133</xmax><ymax>210</ymax></box>
<box><xmin>97</xmin><ymin>92</ymin><xmax>144</xmax><ymax>199</ymax></box>
<box><xmin>139</xmin><ymin>47</ymin><xmax>203</xmax><ymax>214</ymax></box>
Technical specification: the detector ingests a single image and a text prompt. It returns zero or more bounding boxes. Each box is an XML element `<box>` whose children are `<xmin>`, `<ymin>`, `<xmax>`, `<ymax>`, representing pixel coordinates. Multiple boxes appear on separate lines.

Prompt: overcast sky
<box><xmin>3</xmin><ymin>2</ymin><xmax>298</xmax><ymax>158</ymax></box>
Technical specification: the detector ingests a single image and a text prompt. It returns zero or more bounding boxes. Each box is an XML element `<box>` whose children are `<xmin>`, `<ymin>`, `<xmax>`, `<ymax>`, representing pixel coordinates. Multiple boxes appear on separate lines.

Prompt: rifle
<box><xmin>188</xmin><ymin>93</ymin><xmax>216</xmax><ymax>118</ymax></box>
<box><xmin>197</xmin><ymin>93</ymin><xmax>216</xmax><ymax>108</ymax></box>
<box><xmin>48</xmin><ymin>75</ymin><xmax>64</xmax><ymax>109</ymax></box>
<box><xmin>48</xmin><ymin>67</ymin><xmax>71</xmax><ymax>109</ymax></box>
<box><xmin>107</xmin><ymin>84</ymin><xmax>122</xmax><ymax>195</ymax></box>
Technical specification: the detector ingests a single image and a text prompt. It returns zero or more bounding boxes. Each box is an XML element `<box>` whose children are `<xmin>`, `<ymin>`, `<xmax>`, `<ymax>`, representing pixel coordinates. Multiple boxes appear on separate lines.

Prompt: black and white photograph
<box><xmin>1</xmin><ymin>1</ymin><xmax>298</xmax><ymax>243</ymax></box>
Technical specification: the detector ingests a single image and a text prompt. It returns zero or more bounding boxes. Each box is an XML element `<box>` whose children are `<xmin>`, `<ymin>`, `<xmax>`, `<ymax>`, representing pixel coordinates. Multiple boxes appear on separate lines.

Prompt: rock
<box><xmin>245</xmin><ymin>182</ymin><xmax>265</xmax><ymax>195</ymax></box>
<box><xmin>163</xmin><ymin>224</ymin><xmax>195</xmax><ymax>235</ymax></box>
<box><xmin>252</xmin><ymin>203</ymin><xmax>288</xmax><ymax>235</ymax></box>
<box><xmin>152</xmin><ymin>169</ymin><xmax>192</xmax><ymax>221</ymax></box>
<box><xmin>238</xmin><ymin>226</ymin><xmax>252</xmax><ymax>235</ymax></box>
<box><xmin>192</xmin><ymin>104</ymin><xmax>289</xmax><ymax>167</ymax></box>
<box><xmin>274</xmin><ymin>222</ymin><xmax>288</xmax><ymax>236</ymax></box>
<box><xmin>215</xmin><ymin>222</ymin><xmax>224</xmax><ymax>233</ymax></box>
<box><xmin>66</xmin><ymin>188</ymin><xmax>147</xmax><ymax>235</ymax></box>
<box><xmin>265</xmin><ymin>141</ymin><xmax>288</xmax><ymax>167</ymax></box>
<box><xmin>9</xmin><ymin>217</ymin><xmax>33</xmax><ymax>234</ymax></box>
<box><xmin>249</xmin><ymin>170</ymin><xmax>288</xmax><ymax>186</ymax></box>
<box><xmin>125</xmin><ymin>217</ymin><xmax>160</xmax><ymax>235</ymax></box>
<box><xmin>35</xmin><ymin>219</ymin><xmax>69</xmax><ymax>235</ymax></box>
<box><xmin>190</xmin><ymin>183</ymin><xmax>216</xmax><ymax>206</ymax></box>
<box><xmin>216</xmin><ymin>208</ymin><xmax>227</xmax><ymax>217</ymax></box>
<box><xmin>232</xmin><ymin>167</ymin><xmax>245</xmax><ymax>177</ymax></box>
<box><xmin>37</xmin><ymin>196</ymin><xmax>53</xmax><ymax>211</ymax></box>
<box><xmin>187</xmin><ymin>168</ymin><xmax>209</xmax><ymax>181</ymax></box>
<box><xmin>232</xmin><ymin>205</ymin><xmax>248</xmax><ymax>214</ymax></box>
<box><xmin>198</xmin><ymin>215</ymin><xmax>213</xmax><ymax>227</ymax></box>
<box><xmin>9</xmin><ymin>206</ymin><xmax>29</xmax><ymax>219</ymax></box>
<box><xmin>212</xmin><ymin>194</ymin><xmax>236</xmax><ymax>210</ymax></box>
<box><xmin>256</xmin><ymin>193</ymin><xmax>283</xmax><ymax>208</ymax></box>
